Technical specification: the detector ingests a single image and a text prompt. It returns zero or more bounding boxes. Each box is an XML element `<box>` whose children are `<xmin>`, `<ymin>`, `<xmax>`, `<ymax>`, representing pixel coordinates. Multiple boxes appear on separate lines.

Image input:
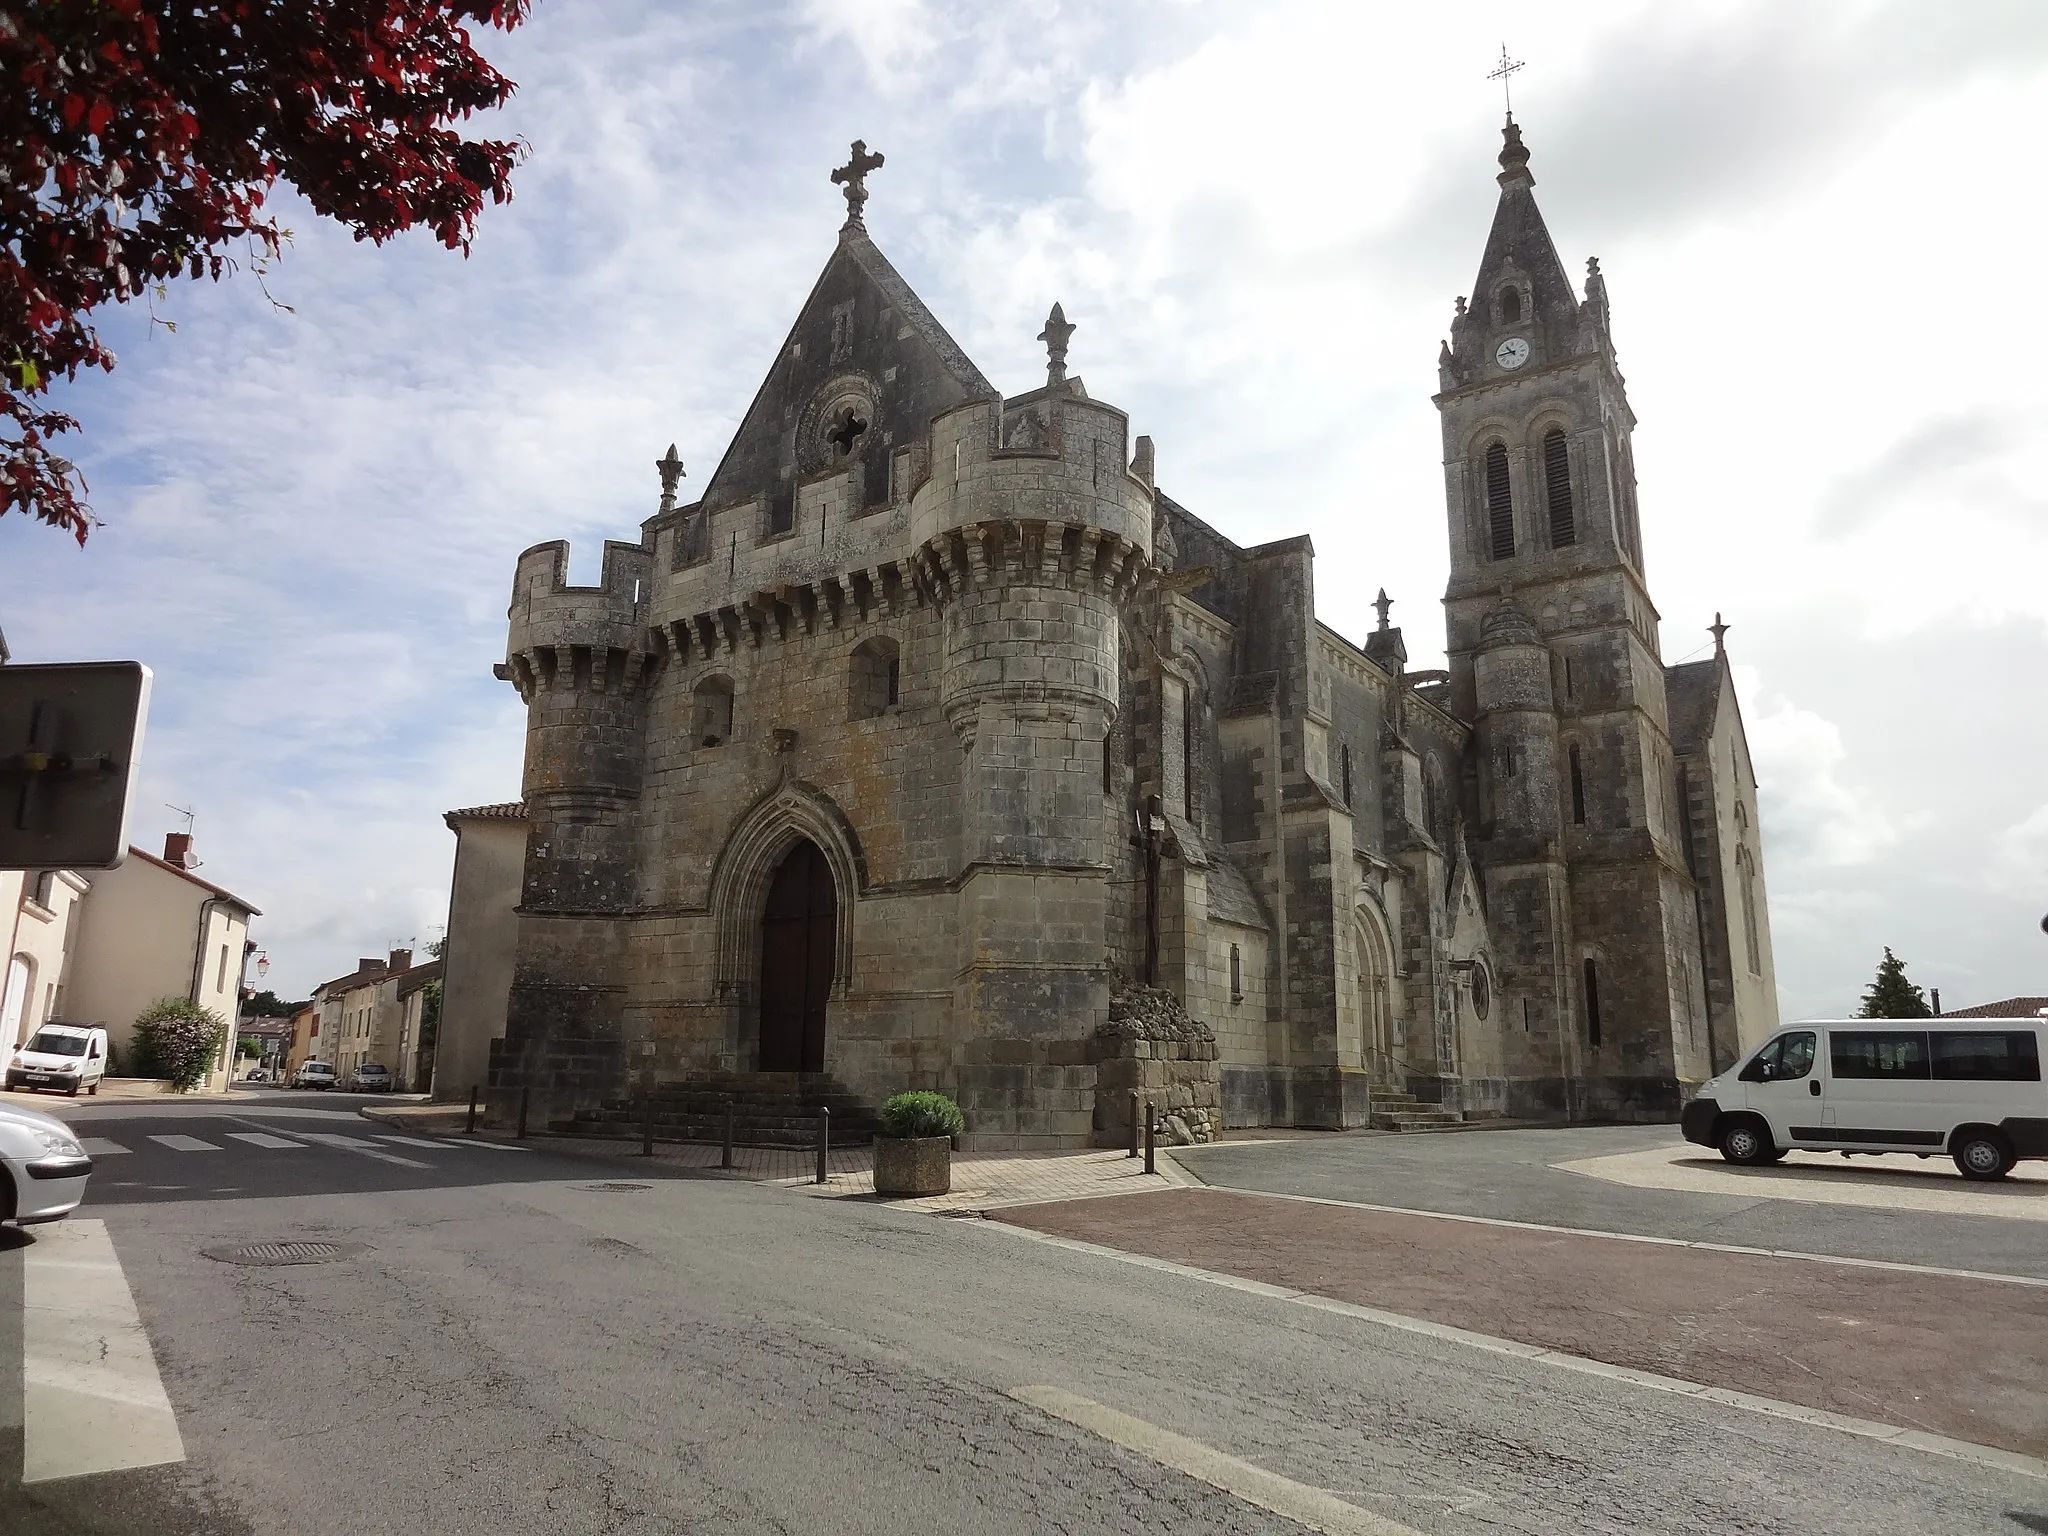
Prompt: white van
<box><xmin>6</xmin><ymin>1023</ymin><xmax>111</xmax><ymax>1097</ymax></box>
<box><xmin>1683</xmin><ymin>1018</ymin><xmax>2047</xmax><ymax>1181</ymax></box>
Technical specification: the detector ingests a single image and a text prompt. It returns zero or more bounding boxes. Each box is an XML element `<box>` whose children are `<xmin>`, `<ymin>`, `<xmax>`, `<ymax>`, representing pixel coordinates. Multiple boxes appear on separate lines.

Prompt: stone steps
<box><xmin>1367</xmin><ymin>1090</ymin><xmax>1464</xmax><ymax>1133</ymax></box>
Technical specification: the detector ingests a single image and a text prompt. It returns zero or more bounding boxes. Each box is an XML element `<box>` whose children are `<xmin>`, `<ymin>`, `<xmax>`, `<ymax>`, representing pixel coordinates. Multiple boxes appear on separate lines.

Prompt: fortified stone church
<box><xmin>473</xmin><ymin>123</ymin><xmax>1780</xmax><ymax>1145</ymax></box>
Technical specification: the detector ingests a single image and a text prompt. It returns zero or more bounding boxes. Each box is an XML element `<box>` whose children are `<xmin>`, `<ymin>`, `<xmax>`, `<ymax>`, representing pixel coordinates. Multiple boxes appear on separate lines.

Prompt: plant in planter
<box><xmin>873</xmin><ymin>1091</ymin><xmax>964</xmax><ymax>1197</ymax></box>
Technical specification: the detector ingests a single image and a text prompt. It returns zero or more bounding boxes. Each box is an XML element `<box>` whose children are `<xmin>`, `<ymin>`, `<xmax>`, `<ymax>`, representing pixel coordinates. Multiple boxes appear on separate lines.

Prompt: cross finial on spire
<box><xmin>831</xmin><ymin>139</ymin><xmax>885</xmax><ymax>231</ymax></box>
<box><xmin>656</xmin><ymin>443</ymin><xmax>685</xmax><ymax>514</ymax></box>
<box><xmin>1487</xmin><ymin>43</ymin><xmax>1524</xmax><ymax>117</ymax></box>
<box><xmin>1710</xmin><ymin>612</ymin><xmax>1729</xmax><ymax>656</ymax></box>
<box><xmin>1374</xmin><ymin>589</ymin><xmax>1393</xmax><ymax>631</ymax></box>
<box><xmin>1037</xmin><ymin>302</ymin><xmax>1076</xmax><ymax>388</ymax></box>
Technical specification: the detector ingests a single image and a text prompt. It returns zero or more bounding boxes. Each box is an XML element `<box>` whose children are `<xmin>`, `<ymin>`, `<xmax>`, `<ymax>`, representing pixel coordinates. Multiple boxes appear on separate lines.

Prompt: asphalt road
<box><xmin>1177</xmin><ymin>1124</ymin><xmax>2048</xmax><ymax>1280</ymax></box>
<box><xmin>2</xmin><ymin>1101</ymin><xmax>2045</xmax><ymax>1534</ymax></box>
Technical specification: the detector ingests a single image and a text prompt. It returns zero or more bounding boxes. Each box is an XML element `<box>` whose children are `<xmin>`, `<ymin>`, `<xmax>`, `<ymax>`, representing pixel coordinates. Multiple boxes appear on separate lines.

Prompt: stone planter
<box><xmin>873</xmin><ymin>1135</ymin><xmax>951</xmax><ymax>1197</ymax></box>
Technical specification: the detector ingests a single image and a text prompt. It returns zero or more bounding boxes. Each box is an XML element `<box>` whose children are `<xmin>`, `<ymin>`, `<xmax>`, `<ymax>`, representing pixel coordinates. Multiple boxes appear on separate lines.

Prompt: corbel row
<box><xmin>911</xmin><ymin>519</ymin><xmax>1146</xmax><ymax>608</ymax></box>
<box><xmin>502</xmin><ymin>643</ymin><xmax>666</xmax><ymax>703</ymax></box>
<box><xmin>650</xmin><ymin>557</ymin><xmax>921</xmax><ymax>665</ymax></box>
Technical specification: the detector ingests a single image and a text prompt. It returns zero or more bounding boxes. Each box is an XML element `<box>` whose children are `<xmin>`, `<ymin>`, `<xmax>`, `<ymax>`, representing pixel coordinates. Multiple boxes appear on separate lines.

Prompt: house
<box><xmin>312</xmin><ymin>949</ymin><xmax>441</xmax><ymax>1087</ymax></box>
<box><xmin>3</xmin><ymin>868</ymin><xmax>91</xmax><ymax>1057</ymax></box>
<box><xmin>284</xmin><ymin>1003</ymin><xmax>319</xmax><ymax>1079</ymax></box>
<box><xmin>60</xmin><ymin>833</ymin><xmax>261</xmax><ymax>1091</ymax></box>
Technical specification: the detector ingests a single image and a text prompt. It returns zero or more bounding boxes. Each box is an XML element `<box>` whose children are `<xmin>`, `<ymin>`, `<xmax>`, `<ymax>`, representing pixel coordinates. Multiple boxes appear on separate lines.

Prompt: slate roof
<box><xmin>1663</xmin><ymin>660</ymin><xmax>1723</xmax><ymax>756</ymax></box>
<box><xmin>1939</xmin><ymin>996</ymin><xmax>2048</xmax><ymax>1019</ymax></box>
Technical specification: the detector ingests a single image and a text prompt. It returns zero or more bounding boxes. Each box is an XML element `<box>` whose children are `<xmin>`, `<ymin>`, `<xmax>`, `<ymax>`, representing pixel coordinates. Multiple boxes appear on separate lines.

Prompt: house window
<box><xmin>1583</xmin><ymin>958</ymin><xmax>1603</xmax><ymax>1049</ymax></box>
<box><xmin>216</xmin><ymin>944</ymin><xmax>229</xmax><ymax>993</ymax></box>
<box><xmin>693</xmin><ymin>676</ymin><xmax>735</xmax><ymax>747</ymax></box>
<box><xmin>1485</xmin><ymin>442</ymin><xmax>1514</xmax><ymax>560</ymax></box>
<box><xmin>1544</xmin><ymin>429</ymin><xmax>1575</xmax><ymax>547</ymax></box>
<box><xmin>1569</xmin><ymin>745</ymin><xmax>1587</xmax><ymax>824</ymax></box>
<box><xmin>849</xmin><ymin>637</ymin><xmax>900</xmax><ymax>720</ymax></box>
<box><xmin>1229</xmin><ymin>944</ymin><xmax>1243</xmax><ymax>1004</ymax></box>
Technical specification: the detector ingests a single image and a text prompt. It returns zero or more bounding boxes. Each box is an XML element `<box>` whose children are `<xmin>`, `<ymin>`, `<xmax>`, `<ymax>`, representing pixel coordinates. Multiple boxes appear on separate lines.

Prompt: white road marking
<box><xmin>78</xmin><ymin>1137</ymin><xmax>130</xmax><ymax>1157</ymax></box>
<box><xmin>1209</xmin><ymin>1186</ymin><xmax>2048</xmax><ymax>1291</ymax></box>
<box><xmin>147</xmin><ymin>1134</ymin><xmax>221</xmax><ymax>1153</ymax></box>
<box><xmin>442</xmin><ymin>1139</ymin><xmax>530</xmax><ymax>1151</ymax></box>
<box><xmin>224</xmin><ymin>1132</ymin><xmax>306</xmax><ymax>1150</ymax></box>
<box><xmin>374</xmin><ymin>1135</ymin><xmax>450</xmax><ymax>1149</ymax></box>
<box><xmin>22</xmin><ymin>1219</ymin><xmax>185</xmax><ymax>1483</ymax></box>
<box><xmin>1012</xmin><ymin>1385</ymin><xmax>1420</xmax><ymax>1535</ymax></box>
<box><xmin>991</xmin><ymin>1223</ymin><xmax>2048</xmax><ymax>1484</ymax></box>
<box><xmin>291</xmin><ymin>1131</ymin><xmax>429</xmax><ymax>1168</ymax></box>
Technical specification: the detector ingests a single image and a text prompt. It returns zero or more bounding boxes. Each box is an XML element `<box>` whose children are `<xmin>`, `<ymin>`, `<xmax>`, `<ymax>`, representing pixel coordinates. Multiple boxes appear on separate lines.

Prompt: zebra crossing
<box><xmin>79</xmin><ymin>1129</ymin><xmax>531</xmax><ymax>1162</ymax></box>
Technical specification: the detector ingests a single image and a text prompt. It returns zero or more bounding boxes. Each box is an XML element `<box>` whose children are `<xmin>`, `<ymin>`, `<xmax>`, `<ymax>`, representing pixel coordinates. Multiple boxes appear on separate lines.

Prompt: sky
<box><xmin>3</xmin><ymin>0</ymin><xmax>2045</xmax><ymax>1017</ymax></box>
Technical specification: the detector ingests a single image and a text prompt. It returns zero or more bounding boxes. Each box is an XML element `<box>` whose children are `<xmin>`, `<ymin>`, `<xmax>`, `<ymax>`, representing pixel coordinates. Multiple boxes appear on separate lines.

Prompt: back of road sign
<box><xmin>0</xmin><ymin>661</ymin><xmax>152</xmax><ymax>871</ymax></box>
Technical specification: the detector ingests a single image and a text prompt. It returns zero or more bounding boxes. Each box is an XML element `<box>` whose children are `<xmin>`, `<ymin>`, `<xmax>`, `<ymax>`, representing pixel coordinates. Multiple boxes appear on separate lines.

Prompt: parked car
<box><xmin>5</xmin><ymin>1024</ymin><xmax>110</xmax><ymax>1097</ymax></box>
<box><xmin>0</xmin><ymin>1097</ymin><xmax>93</xmax><ymax>1225</ymax></box>
<box><xmin>292</xmin><ymin>1060</ymin><xmax>339</xmax><ymax>1091</ymax></box>
<box><xmin>347</xmin><ymin>1063</ymin><xmax>395</xmax><ymax>1093</ymax></box>
<box><xmin>1683</xmin><ymin>1016</ymin><xmax>2048</xmax><ymax>1181</ymax></box>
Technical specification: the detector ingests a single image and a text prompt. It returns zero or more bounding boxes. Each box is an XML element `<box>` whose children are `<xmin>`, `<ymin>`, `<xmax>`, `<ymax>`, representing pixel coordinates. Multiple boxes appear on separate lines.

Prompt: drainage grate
<box><xmin>203</xmin><ymin>1240</ymin><xmax>368</xmax><ymax>1267</ymax></box>
<box><xmin>575</xmin><ymin>1182</ymin><xmax>652</xmax><ymax>1194</ymax></box>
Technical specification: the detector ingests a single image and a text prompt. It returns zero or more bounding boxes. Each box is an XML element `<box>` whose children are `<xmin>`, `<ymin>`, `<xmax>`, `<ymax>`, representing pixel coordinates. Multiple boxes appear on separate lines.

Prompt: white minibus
<box><xmin>1681</xmin><ymin>1017</ymin><xmax>2047</xmax><ymax>1181</ymax></box>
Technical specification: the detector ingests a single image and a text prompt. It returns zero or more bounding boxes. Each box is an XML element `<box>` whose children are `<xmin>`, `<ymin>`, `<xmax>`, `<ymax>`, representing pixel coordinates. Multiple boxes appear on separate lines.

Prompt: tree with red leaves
<box><xmin>1</xmin><ymin>0</ymin><xmax>530</xmax><ymax>543</ymax></box>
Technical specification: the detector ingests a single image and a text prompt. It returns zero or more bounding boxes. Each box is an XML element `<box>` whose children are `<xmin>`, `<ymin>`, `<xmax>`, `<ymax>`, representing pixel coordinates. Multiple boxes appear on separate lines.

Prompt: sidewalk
<box><xmin>375</xmin><ymin>1116</ymin><xmax>1201</xmax><ymax>1213</ymax></box>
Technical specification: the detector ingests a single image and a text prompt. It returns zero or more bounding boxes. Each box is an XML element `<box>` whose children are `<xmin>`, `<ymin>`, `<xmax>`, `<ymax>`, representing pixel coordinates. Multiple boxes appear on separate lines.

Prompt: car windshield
<box><xmin>25</xmin><ymin>1031</ymin><xmax>88</xmax><ymax>1057</ymax></box>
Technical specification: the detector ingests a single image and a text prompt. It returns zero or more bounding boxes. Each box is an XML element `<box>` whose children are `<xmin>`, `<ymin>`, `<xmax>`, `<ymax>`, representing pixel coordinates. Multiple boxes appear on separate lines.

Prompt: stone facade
<box><xmin>476</xmin><ymin>125</ymin><xmax>1779</xmax><ymax>1145</ymax></box>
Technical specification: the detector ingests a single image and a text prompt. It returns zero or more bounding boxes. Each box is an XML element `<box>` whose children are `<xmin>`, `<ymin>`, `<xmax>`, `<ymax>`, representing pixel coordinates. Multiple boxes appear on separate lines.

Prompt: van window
<box><xmin>1830</xmin><ymin>1030</ymin><xmax>1930</xmax><ymax>1080</ymax></box>
<box><xmin>1744</xmin><ymin>1031</ymin><xmax>1814</xmax><ymax>1082</ymax></box>
<box><xmin>26</xmin><ymin>1030</ymin><xmax>87</xmax><ymax>1057</ymax></box>
<box><xmin>1930</xmin><ymin>1031</ymin><xmax>2041</xmax><ymax>1083</ymax></box>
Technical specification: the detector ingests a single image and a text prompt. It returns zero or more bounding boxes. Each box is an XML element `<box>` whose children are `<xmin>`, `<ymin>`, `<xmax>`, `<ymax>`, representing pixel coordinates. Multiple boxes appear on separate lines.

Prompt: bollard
<box><xmin>465</xmin><ymin>1085</ymin><xmax>479</xmax><ymax>1136</ymax></box>
<box><xmin>815</xmin><ymin>1104</ymin><xmax>831</xmax><ymax>1185</ymax></box>
<box><xmin>1143</xmin><ymin>1098</ymin><xmax>1155</xmax><ymax>1175</ymax></box>
<box><xmin>641</xmin><ymin>1084</ymin><xmax>656</xmax><ymax>1157</ymax></box>
<box><xmin>517</xmin><ymin>1086</ymin><xmax>530</xmax><ymax>1139</ymax></box>
<box><xmin>721</xmin><ymin>1094</ymin><xmax>735</xmax><ymax>1170</ymax></box>
<box><xmin>1127</xmin><ymin>1089</ymin><xmax>1140</xmax><ymax>1159</ymax></box>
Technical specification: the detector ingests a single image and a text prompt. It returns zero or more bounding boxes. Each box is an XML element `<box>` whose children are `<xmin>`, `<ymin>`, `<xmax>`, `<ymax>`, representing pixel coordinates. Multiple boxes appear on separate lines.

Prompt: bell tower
<box><xmin>1434</xmin><ymin>118</ymin><xmax>1710</xmax><ymax>1118</ymax></box>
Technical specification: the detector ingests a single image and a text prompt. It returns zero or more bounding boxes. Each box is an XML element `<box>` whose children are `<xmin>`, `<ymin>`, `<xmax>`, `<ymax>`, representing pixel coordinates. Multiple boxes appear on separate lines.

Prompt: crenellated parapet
<box><xmin>911</xmin><ymin>518</ymin><xmax>1147</xmax><ymax>610</ymax></box>
<box><xmin>501</xmin><ymin>539</ymin><xmax>663</xmax><ymax>703</ymax></box>
<box><xmin>909</xmin><ymin>388</ymin><xmax>1156</xmax><ymax>560</ymax></box>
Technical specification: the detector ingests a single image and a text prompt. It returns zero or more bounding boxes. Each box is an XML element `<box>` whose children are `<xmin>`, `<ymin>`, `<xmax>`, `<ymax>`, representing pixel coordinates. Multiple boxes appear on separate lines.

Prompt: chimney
<box><xmin>358</xmin><ymin>958</ymin><xmax>385</xmax><ymax>974</ymax></box>
<box><xmin>163</xmin><ymin>831</ymin><xmax>194</xmax><ymax>868</ymax></box>
<box><xmin>1930</xmin><ymin>987</ymin><xmax>1941</xmax><ymax>1017</ymax></box>
<box><xmin>388</xmin><ymin>948</ymin><xmax>412</xmax><ymax>974</ymax></box>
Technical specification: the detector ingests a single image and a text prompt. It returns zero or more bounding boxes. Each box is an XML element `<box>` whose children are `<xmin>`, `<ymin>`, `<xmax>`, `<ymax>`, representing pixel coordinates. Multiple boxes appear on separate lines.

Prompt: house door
<box><xmin>758</xmin><ymin>840</ymin><xmax>835</xmax><ymax>1074</ymax></box>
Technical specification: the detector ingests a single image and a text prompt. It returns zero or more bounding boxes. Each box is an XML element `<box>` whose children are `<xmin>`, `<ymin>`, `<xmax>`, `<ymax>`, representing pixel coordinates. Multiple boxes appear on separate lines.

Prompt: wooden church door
<box><xmin>758</xmin><ymin>840</ymin><xmax>835</xmax><ymax>1074</ymax></box>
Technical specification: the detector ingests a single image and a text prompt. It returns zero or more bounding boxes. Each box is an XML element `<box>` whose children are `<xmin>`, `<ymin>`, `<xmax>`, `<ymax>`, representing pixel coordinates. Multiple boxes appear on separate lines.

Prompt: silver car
<box><xmin>0</xmin><ymin>1098</ymin><xmax>93</xmax><ymax>1225</ymax></box>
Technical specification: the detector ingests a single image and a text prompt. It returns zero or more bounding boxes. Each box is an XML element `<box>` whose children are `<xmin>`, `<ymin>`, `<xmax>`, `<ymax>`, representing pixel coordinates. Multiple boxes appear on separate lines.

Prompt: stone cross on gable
<box><xmin>831</xmin><ymin>140</ymin><xmax>885</xmax><ymax>229</ymax></box>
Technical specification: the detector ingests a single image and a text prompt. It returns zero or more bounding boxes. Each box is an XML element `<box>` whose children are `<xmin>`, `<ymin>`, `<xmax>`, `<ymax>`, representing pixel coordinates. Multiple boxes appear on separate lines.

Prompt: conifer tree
<box><xmin>1856</xmin><ymin>947</ymin><xmax>1932</xmax><ymax>1019</ymax></box>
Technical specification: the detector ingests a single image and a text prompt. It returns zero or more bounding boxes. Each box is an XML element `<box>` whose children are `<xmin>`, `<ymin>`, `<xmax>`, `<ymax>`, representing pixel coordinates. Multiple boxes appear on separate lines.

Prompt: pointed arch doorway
<box><xmin>758</xmin><ymin>839</ymin><xmax>836</xmax><ymax>1073</ymax></box>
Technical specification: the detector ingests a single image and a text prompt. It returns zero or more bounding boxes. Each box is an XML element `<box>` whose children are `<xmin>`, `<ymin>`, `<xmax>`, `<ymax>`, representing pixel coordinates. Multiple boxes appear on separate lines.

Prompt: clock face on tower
<box><xmin>1495</xmin><ymin>336</ymin><xmax>1531</xmax><ymax>370</ymax></box>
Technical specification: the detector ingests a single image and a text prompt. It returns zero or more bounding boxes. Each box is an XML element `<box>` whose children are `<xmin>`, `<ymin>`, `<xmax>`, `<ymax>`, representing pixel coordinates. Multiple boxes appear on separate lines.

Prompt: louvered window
<box><xmin>1485</xmin><ymin>442</ymin><xmax>1514</xmax><ymax>560</ymax></box>
<box><xmin>1544</xmin><ymin>429</ymin><xmax>1575</xmax><ymax>547</ymax></box>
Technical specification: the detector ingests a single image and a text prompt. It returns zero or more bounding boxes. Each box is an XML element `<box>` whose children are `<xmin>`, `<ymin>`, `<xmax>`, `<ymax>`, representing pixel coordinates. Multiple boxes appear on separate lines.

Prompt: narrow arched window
<box><xmin>1543</xmin><ymin>428</ymin><xmax>1575</xmax><ymax>547</ymax></box>
<box><xmin>1181</xmin><ymin>701</ymin><xmax>1196</xmax><ymax>821</ymax></box>
<box><xmin>1569</xmin><ymin>744</ymin><xmax>1586</xmax><ymax>824</ymax></box>
<box><xmin>1340</xmin><ymin>743</ymin><xmax>1353</xmax><ymax>806</ymax></box>
<box><xmin>849</xmin><ymin>637</ymin><xmax>899</xmax><ymax>720</ymax></box>
<box><xmin>1229</xmin><ymin>944</ymin><xmax>1243</xmax><ymax>1004</ymax></box>
<box><xmin>1739</xmin><ymin>850</ymin><xmax>1762</xmax><ymax>976</ymax></box>
<box><xmin>1485</xmin><ymin>442</ymin><xmax>1514</xmax><ymax>560</ymax></box>
<box><xmin>1499</xmin><ymin>286</ymin><xmax>1521</xmax><ymax>324</ymax></box>
<box><xmin>693</xmin><ymin>675</ymin><xmax>734</xmax><ymax>747</ymax></box>
<box><xmin>1583</xmin><ymin>958</ymin><xmax>1603</xmax><ymax>1049</ymax></box>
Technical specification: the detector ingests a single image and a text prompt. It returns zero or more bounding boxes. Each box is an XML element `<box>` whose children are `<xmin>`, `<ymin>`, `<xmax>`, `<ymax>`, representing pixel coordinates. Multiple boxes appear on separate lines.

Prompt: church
<box><xmin>468</xmin><ymin>122</ymin><xmax>1780</xmax><ymax>1145</ymax></box>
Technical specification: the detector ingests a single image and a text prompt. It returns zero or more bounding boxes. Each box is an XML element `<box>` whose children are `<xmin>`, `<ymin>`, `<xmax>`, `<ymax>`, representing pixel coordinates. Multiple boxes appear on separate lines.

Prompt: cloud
<box><xmin>1740</xmin><ymin>674</ymin><xmax>1897</xmax><ymax>870</ymax></box>
<box><xmin>1814</xmin><ymin>410</ymin><xmax>2021</xmax><ymax>537</ymax></box>
<box><xmin>1990</xmin><ymin>803</ymin><xmax>2048</xmax><ymax>907</ymax></box>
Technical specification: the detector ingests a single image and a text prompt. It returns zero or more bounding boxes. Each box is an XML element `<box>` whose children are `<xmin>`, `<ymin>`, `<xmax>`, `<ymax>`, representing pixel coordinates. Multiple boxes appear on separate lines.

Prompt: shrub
<box><xmin>131</xmin><ymin>997</ymin><xmax>229</xmax><ymax>1093</ymax></box>
<box><xmin>881</xmin><ymin>1090</ymin><xmax>964</xmax><ymax>1141</ymax></box>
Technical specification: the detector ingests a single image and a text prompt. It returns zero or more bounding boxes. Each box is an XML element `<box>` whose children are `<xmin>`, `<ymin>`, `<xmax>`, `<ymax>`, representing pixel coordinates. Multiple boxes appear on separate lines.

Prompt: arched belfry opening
<box><xmin>758</xmin><ymin>839</ymin><xmax>837</xmax><ymax>1074</ymax></box>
